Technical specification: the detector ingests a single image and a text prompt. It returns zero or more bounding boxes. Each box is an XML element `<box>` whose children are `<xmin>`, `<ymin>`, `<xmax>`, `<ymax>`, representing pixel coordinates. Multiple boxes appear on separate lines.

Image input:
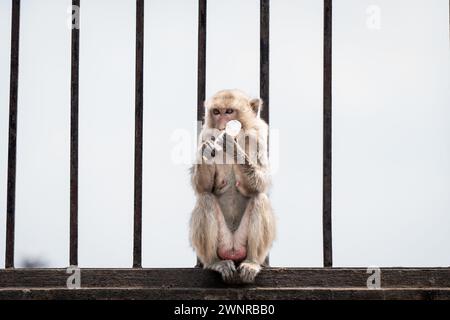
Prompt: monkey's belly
<box><xmin>214</xmin><ymin>166</ymin><xmax>249</xmax><ymax>231</ymax></box>
<box><xmin>214</xmin><ymin>165</ymin><xmax>249</xmax><ymax>262</ymax></box>
<box><xmin>217</xmin><ymin>246</ymin><xmax>247</xmax><ymax>262</ymax></box>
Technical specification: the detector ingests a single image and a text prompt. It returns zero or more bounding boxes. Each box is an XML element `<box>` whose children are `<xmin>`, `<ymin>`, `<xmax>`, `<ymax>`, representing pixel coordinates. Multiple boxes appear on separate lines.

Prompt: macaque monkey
<box><xmin>190</xmin><ymin>89</ymin><xmax>276</xmax><ymax>284</ymax></box>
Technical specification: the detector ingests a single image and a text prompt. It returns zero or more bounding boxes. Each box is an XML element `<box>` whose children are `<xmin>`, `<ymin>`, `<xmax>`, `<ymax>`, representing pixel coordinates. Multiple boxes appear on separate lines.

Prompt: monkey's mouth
<box><xmin>218</xmin><ymin>121</ymin><xmax>230</xmax><ymax>131</ymax></box>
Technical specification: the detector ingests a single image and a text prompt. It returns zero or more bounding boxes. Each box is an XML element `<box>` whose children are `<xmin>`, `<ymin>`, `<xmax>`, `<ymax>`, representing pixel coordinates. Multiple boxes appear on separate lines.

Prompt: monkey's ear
<box><xmin>249</xmin><ymin>98</ymin><xmax>263</xmax><ymax>114</ymax></box>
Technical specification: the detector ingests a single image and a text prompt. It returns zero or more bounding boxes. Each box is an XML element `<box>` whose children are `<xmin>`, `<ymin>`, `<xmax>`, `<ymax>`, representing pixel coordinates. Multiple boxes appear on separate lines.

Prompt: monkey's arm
<box><xmin>234</xmin><ymin>164</ymin><xmax>270</xmax><ymax>196</ymax></box>
<box><xmin>226</xmin><ymin>130</ymin><xmax>270</xmax><ymax>195</ymax></box>
<box><xmin>191</xmin><ymin>128</ymin><xmax>220</xmax><ymax>193</ymax></box>
<box><xmin>234</xmin><ymin>161</ymin><xmax>270</xmax><ymax>195</ymax></box>
<box><xmin>191</xmin><ymin>164</ymin><xmax>216</xmax><ymax>193</ymax></box>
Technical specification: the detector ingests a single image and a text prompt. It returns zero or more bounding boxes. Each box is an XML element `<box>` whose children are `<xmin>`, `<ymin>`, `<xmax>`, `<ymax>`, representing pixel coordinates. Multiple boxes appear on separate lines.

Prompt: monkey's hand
<box><xmin>222</xmin><ymin>133</ymin><xmax>257</xmax><ymax>167</ymax></box>
<box><xmin>198</xmin><ymin>138</ymin><xmax>217</xmax><ymax>163</ymax></box>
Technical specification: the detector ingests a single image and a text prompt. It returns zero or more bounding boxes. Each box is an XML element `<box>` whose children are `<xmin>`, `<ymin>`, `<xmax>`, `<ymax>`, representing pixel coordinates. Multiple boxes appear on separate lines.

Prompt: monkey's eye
<box><xmin>212</xmin><ymin>109</ymin><xmax>220</xmax><ymax>115</ymax></box>
<box><xmin>225</xmin><ymin>108</ymin><xmax>234</xmax><ymax>114</ymax></box>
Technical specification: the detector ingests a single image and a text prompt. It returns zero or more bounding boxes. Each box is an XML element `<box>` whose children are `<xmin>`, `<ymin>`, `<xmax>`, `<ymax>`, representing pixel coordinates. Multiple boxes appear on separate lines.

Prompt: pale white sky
<box><xmin>0</xmin><ymin>0</ymin><xmax>449</xmax><ymax>268</ymax></box>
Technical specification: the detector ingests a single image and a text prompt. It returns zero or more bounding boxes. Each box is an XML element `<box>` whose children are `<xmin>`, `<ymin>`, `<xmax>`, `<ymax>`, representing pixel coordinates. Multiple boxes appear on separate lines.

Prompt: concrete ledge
<box><xmin>0</xmin><ymin>268</ymin><xmax>449</xmax><ymax>300</ymax></box>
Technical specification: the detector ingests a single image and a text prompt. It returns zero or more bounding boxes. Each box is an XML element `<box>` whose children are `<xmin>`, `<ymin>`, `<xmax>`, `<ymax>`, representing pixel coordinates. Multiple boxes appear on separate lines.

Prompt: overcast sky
<box><xmin>0</xmin><ymin>0</ymin><xmax>449</xmax><ymax>268</ymax></box>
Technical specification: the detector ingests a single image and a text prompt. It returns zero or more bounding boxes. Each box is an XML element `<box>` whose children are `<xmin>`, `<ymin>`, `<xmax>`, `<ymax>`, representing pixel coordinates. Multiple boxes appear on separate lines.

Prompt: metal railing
<box><xmin>5</xmin><ymin>0</ymin><xmax>332</xmax><ymax>268</ymax></box>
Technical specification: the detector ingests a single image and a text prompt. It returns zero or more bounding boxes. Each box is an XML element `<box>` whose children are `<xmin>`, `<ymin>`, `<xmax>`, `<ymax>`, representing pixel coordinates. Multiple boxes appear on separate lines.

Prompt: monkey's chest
<box><xmin>213</xmin><ymin>165</ymin><xmax>248</xmax><ymax>232</ymax></box>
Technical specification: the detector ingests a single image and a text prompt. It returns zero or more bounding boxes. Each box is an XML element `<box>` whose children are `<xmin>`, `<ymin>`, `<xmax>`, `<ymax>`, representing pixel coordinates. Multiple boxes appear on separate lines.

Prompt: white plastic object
<box><xmin>214</xmin><ymin>120</ymin><xmax>242</xmax><ymax>151</ymax></box>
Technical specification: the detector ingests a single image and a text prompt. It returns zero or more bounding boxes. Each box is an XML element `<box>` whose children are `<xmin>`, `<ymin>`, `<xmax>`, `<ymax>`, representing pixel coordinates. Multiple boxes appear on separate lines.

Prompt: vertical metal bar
<box><xmin>260</xmin><ymin>0</ymin><xmax>270</xmax><ymax>267</ymax></box>
<box><xmin>5</xmin><ymin>0</ymin><xmax>20</xmax><ymax>269</ymax></box>
<box><xmin>260</xmin><ymin>0</ymin><xmax>269</xmax><ymax>124</ymax></box>
<box><xmin>323</xmin><ymin>0</ymin><xmax>333</xmax><ymax>267</ymax></box>
<box><xmin>195</xmin><ymin>0</ymin><xmax>207</xmax><ymax>268</ymax></box>
<box><xmin>197</xmin><ymin>0</ymin><xmax>207</xmax><ymax>125</ymax></box>
<box><xmin>133</xmin><ymin>0</ymin><xmax>144</xmax><ymax>268</ymax></box>
<box><xmin>70</xmin><ymin>0</ymin><xmax>80</xmax><ymax>266</ymax></box>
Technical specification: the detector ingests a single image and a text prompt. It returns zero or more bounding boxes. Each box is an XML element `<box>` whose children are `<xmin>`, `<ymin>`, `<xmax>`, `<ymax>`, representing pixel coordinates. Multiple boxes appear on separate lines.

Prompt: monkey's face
<box><xmin>205</xmin><ymin>89</ymin><xmax>261</xmax><ymax>130</ymax></box>
<box><xmin>210</xmin><ymin>107</ymin><xmax>238</xmax><ymax>130</ymax></box>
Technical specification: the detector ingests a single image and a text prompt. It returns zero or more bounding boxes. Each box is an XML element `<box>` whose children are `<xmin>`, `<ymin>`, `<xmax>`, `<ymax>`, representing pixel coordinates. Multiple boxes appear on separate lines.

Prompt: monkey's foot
<box><xmin>238</xmin><ymin>261</ymin><xmax>261</xmax><ymax>284</ymax></box>
<box><xmin>205</xmin><ymin>260</ymin><xmax>236</xmax><ymax>283</ymax></box>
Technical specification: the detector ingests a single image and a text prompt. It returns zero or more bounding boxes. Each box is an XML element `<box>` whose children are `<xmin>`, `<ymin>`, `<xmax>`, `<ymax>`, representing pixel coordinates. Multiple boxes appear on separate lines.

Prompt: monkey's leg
<box><xmin>236</xmin><ymin>193</ymin><xmax>276</xmax><ymax>283</ymax></box>
<box><xmin>189</xmin><ymin>193</ymin><xmax>236</xmax><ymax>283</ymax></box>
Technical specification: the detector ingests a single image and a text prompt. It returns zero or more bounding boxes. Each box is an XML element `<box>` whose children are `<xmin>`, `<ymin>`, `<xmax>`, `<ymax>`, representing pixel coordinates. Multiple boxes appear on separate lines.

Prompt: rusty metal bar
<box><xmin>70</xmin><ymin>0</ymin><xmax>80</xmax><ymax>266</ymax></box>
<box><xmin>133</xmin><ymin>0</ymin><xmax>144</xmax><ymax>268</ymax></box>
<box><xmin>260</xmin><ymin>0</ymin><xmax>269</xmax><ymax>124</ymax></box>
<box><xmin>197</xmin><ymin>0</ymin><xmax>207</xmax><ymax>125</ymax></box>
<box><xmin>260</xmin><ymin>0</ymin><xmax>270</xmax><ymax>267</ymax></box>
<box><xmin>5</xmin><ymin>0</ymin><xmax>20</xmax><ymax>269</ymax></box>
<box><xmin>322</xmin><ymin>0</ymin><xmax>333</xmax><ymax>267</ymax></box>
<box><xmin>195</xmin><ymin>0</ymin><xmax>207</xmax><ymax>268</ymax></box>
